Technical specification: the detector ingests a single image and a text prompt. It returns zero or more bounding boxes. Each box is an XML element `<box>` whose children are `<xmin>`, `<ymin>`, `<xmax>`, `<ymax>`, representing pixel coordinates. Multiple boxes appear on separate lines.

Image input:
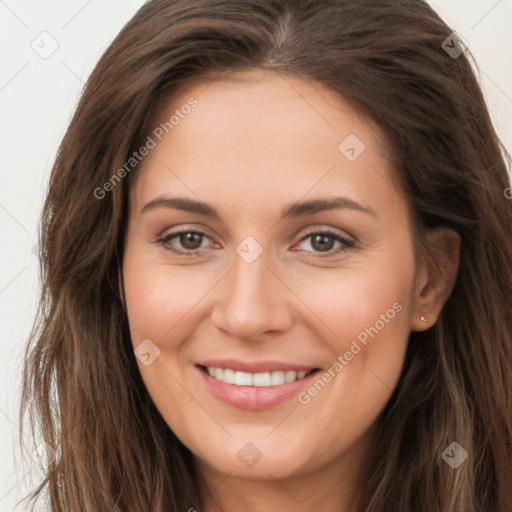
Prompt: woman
<box><xmin>20</xmin><ymin>0</ymin><xmax>512</xmax><ymax>510</ymax></box>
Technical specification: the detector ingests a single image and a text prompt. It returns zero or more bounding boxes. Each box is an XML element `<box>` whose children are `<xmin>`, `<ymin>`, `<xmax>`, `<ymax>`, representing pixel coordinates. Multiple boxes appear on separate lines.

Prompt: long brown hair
<box><xmin>19</xmin><ymin>0</ymin><xmax>512</xmax><ymax>510</ymax></box>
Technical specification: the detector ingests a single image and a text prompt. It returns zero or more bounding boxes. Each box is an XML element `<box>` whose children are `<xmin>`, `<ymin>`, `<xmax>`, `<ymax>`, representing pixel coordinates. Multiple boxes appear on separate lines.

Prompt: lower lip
<box><xmin>197</xmin><ymin>366</ymin><xmax>320</xmax><ymax>410</ymax></box>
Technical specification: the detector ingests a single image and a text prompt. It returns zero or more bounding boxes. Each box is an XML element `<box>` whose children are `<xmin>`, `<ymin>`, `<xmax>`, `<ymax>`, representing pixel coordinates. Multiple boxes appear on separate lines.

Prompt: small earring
<box><xmin>420</xmin><ymin>315</ymin><xmax>428</xmax><ymax>322</ymax></box>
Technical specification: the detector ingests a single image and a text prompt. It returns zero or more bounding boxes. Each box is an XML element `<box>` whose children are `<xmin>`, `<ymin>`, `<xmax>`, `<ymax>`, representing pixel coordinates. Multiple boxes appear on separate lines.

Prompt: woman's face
<box><xmin>122</xmin><ymin>70</ymin><xmax>429</xmax><ymax>484</ymax></box>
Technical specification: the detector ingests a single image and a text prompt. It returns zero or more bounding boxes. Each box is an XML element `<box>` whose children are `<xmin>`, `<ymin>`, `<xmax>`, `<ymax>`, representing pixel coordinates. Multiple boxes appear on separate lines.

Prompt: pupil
<box><xmin>181</xmin><ymin>232</ymin><xmax>201</xmax><ymax>249</ymax></box>
<box><xmin>312</xmin><ymin>234</ymin><xmax>333</xmax><ymax>252</ymax></box>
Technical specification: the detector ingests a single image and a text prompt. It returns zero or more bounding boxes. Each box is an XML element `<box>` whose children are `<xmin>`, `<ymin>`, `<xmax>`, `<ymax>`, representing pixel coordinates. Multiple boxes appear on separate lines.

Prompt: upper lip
<box><xmin>197</xmin><ymin>359</ymin><xmax>319</xmax><ymax>373</ymax></box>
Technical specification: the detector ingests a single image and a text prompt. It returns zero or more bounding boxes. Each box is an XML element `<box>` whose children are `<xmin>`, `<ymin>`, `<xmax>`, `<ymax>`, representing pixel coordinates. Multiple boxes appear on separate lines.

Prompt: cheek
<box><xmin>122</xmin><ymin>257</ymin><xmax>213</xmax><ymax>438</ymax></box>
<box><xmin>330</xmin><ymin>271</ymin><xmax>410</xmax><ymax>352</ymax></box>
<box><xmin>288</xmin><ymin>254</ymin><xmax>414</xmax><ymax>355</ymax></box>
<box><xmin>291</xmin><ymin>256</ymin><xmax>414</xmax><ymax>440</ymax></box>
<box><xmin>123</xmin><ymin>259</ymin><xmax>215</xmax><ymax>346</ymax></box>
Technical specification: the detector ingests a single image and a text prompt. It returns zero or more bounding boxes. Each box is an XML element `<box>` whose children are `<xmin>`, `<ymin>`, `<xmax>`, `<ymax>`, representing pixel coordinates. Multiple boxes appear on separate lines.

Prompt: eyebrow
<box><xmin>140</xmin><ymin>195</ymin><xmax>377</xmax><ymax>219</ymax></box>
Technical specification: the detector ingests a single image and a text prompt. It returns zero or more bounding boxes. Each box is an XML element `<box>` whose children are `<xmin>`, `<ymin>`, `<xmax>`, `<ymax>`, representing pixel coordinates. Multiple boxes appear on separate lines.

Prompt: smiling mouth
<box><xmin>198</xmin><ymin>365</ymin><xmax>320</xmax><ymax>387</ymax></box>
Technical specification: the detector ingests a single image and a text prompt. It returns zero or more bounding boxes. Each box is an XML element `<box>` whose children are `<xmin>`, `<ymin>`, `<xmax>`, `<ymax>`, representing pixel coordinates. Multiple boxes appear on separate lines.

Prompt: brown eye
<box><xmin>310</xmin><ymin>233</ymin><xmax>336</xmax><ymax>252</ymax></box>
<box><xmin>296</xmin><ymin>230</ymin><xmax>355</xmax><ymax>257</ymax></box>
<box><xmin>157</xmin><ymin>230</ymin><xmax>211</xmax><ymax>255</ymax></box>
<box><xmin>179</xmin><ymin>232</ymin><xmax>204</xmax><ymax>250</ymax></box>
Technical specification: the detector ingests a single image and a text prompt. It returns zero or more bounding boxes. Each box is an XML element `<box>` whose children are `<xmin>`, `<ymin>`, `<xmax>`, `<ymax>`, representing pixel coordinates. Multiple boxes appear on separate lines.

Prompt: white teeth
<box><xmin>253</xmin><ymin>372</ymin><xmax>271</xmax><ymax>387</ymax></box>
<box><xmin>223</xmin><ymin>368</ymin><xmax>235</xmax><ymax>384</ymax></box>
<box><xmin>284</xmin><ymin>370</ymin><xmax>296</xmax><ymax>383</ymax></box>
<box><xmin>270</xmin><ymin>371</ymin><xmax>285</xmax><ymax>385</ymax></box>
<box><xmin>234</xmin><ymin>371</ymin><xmax>253</xmax><ymax>386</ymax></box>
<box><xmin>205</xmin><ymin>366</ymin><xmax>312</xmax><ymax>386</ymax></box>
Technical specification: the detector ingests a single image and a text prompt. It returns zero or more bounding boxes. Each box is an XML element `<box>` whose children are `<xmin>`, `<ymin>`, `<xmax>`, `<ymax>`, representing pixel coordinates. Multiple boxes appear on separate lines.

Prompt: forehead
<box><xmin>151</xmin><ymin>70</ymin><xmax>386</xmax><ymax>153</ymax></box>
<box><xmin>128</xmin><ymin>70</ymin><xmax>404</xmax><ymax>222</ymax></box>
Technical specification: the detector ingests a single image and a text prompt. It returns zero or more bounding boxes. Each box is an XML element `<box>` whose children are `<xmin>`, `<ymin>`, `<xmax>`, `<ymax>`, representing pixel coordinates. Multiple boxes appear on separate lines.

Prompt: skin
<box><xmin>121</xmin><ymin>70</ymin><xmax>460</xmax><ymax>511</ymax></box>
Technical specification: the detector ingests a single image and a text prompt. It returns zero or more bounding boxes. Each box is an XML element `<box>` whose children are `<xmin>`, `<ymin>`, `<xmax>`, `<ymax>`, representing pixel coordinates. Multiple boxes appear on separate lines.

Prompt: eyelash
<box><xmin>155</xmin><ymin>228</ymin><xmax>355</xmax><ymax>258</ymax></box>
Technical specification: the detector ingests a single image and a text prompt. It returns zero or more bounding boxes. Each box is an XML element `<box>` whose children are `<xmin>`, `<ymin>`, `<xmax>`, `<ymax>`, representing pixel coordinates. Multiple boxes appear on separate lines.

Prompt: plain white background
<box><xmin>1</xmin><ymin>0</ymin><xmax>511</xmax><ymax>510</ymax></box>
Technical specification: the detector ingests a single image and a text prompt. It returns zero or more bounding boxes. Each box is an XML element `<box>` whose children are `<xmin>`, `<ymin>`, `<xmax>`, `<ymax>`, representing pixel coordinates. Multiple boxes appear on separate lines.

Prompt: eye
<box><xmin>294</xmin><ymin>229</ymin><xmax>355</xmax><ymax>257</ymax></box>
<box><xmin>156</xmin><ymin>229</ymin><xmax>214</xmax><ymax>256</ymax></box>
<box><xmin>155</xmin><ymin>227</ymin><xmax>355</xmax><ymax>258</ymax></box>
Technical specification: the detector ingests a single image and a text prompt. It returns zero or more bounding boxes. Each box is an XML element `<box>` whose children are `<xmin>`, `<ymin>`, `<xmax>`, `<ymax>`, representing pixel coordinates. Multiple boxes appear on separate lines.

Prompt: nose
<box><xmin>210</xmin><ymin>249</ymin><xmax>294</xmax><ymax>342</ymax></box>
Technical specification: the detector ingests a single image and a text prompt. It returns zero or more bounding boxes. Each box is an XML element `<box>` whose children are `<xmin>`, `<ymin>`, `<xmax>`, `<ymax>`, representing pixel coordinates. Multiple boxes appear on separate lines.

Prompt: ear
<box><xmin>410</xmin><ymin>227</ymin><xmax>460</xmax><ymax>332</ymax></box>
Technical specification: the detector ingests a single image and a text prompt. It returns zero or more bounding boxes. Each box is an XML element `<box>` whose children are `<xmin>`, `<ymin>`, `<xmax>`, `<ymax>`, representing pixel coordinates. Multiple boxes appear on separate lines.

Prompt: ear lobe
<box><xmin>410</xmin><ymin>227</ymin><xmax>461</xmax><ymax>331</ymax></box>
